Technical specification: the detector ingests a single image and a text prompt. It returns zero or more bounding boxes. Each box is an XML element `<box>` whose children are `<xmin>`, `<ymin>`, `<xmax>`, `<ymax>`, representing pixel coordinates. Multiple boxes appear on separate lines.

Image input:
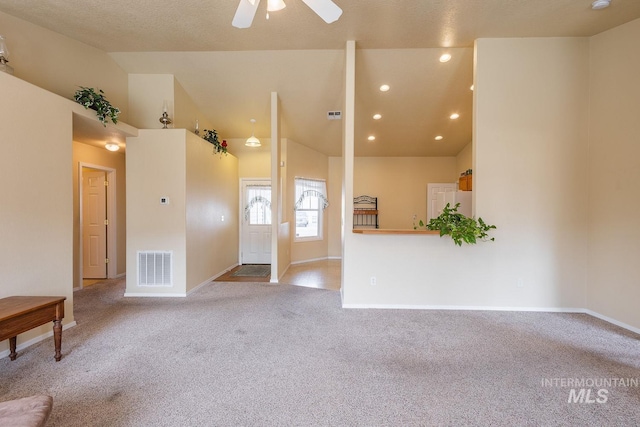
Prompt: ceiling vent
<box><xmin>327</xmin><ymin>111</ymin><xmax>342</xmax><ymax>120</ymax></box>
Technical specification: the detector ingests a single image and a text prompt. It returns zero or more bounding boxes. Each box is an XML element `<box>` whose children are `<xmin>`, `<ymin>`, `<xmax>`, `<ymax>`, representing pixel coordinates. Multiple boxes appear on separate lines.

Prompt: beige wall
<box><xmin>354</xmin><ymin>157</ymin><xmax>458</xmax><ymax>229</ymax></box>
<box><xmin>128</xmin><ymin>74</ymin><xmax>175</xmax><ymax>130</ymax></box>
<box><xmin>456</xmin><ymin>142</ymin><xmax>472</xmax><ymax>176</ymax></box>
<box><xmin>328</xmin><ymin>157</ymin><xmax>343</xmax><ymax>258</ymax></box>
<box><xmin>343</xmin><ymin>37</ymin><xmax>590</xmax><ymax>313</ymax></box>
<box><xmin>287</xmin><ymin>140</ymin><xmax>330</xmax><ymax>263</ymax></box>
<box><xmin>185</xmin><ymin>132</ymin><xmax>239</xmax><ymax>292</ymax></box>
<box><xmin>0</xmin><ymin>72</ymin><xmax>75</xmax><ymax>355</ymax></box>
<box><xmin>125</xmin><ymin>130</ymin><xmax>188</xmax><ymax>296</ymax></box>
<box><xmin>0</xmin><ymin>11</ymin><xmax>128</xmax><ymax>121</ymax></box>
<box><xmin>587</xmin><ymin>18</ymin><xmax>640</xmax><ymax>328</ymax></box>
<box><xmin>72</xmin><ymin>141</ymin><xmax>127</xmax><ymax>287</ymax></box>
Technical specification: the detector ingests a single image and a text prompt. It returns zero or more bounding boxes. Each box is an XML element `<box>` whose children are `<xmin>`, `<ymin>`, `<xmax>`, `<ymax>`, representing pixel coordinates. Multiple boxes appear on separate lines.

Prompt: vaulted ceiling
<box><xmin>1</xmin><ymin>0</ymin><xmax>638</xmax><ymax>156</ymax></box>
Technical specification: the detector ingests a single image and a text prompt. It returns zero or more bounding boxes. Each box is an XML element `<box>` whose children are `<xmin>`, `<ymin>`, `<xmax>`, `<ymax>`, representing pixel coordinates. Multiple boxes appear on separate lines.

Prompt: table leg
<box><xmin>53</xmin><ymin>320</ymin><xmax>62</xmax><ymax>361</ymax></box>
<box><xmin>9</xmin><ymin>336</ymin><xmax>17</xmax><ymax>361</ymax></box>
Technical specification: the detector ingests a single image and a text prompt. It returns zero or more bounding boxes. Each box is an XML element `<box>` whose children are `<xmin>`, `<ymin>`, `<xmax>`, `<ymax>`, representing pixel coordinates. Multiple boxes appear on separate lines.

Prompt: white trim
<box><xmin>584</xmin><ymin>309</ymin><xmax>640</xmax><ymax>335</ymax></box>
<box><xmin>340</xmin><ymin>304</ymin><xmax>640</xmax><ymax>335</ymax></box>
<box><xmin>123</xmin><ymin>292</ymin><xmax>187</xmax><ymax>298</ymax></box>
<box><xmin>0</xmin><ymin>321</ymin><xmax>77</xmax><ymax>360</ymax></box>
<box><xmin>291</xmin><ymin>256</ymin><xmax>330</xmax><ymax>265</ymax></box>
<box><xmin>341</xmin><ymin>304</ymin><xmax>585</xmax><ymax>312</ymax></box>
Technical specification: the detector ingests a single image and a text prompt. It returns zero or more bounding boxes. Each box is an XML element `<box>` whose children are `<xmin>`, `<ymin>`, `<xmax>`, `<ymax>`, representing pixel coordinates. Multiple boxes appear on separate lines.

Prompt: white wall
<box><xmin>343</xmin><ymin>38</ymin><xmax>590</xmax><ymax>313</ymax></box>
<box><xmin>587</xmin><ymin>18</ymin><xmax>640</xmax><ymax>329</ymax></box>
<box><xmin>0</xmin><ymin>73</ymin><xmax>76</xmax><ymax>353</ymax></box>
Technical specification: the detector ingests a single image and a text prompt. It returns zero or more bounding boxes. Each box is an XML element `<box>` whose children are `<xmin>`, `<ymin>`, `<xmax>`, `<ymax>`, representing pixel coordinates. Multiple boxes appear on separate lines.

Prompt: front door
<box><xmin>241</xmin><ymin>180</ymin><xmax>272</xmax><ymax>264</ymax></box>
<box><xmin>82</xmin><ymin>169</ymin><xmax>107</xmax><ymax>278</ymax></box>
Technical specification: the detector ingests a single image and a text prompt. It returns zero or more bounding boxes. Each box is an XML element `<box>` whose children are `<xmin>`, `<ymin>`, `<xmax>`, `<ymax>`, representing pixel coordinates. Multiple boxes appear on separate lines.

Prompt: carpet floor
<box><xmin>1</xmin><ymin>278</ymin><xmax>639</xmax><ymax>426</ymax></box>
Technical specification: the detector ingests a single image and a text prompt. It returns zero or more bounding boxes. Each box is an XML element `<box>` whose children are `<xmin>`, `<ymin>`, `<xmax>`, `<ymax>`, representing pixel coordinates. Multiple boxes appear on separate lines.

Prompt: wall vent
<box><xmin>137</xmin><ymin>251</ymin><xmax>173</xmax><ymax>286</ymax></box>
<box><xmin>327</xmin><ymin>111</ymin><xmax>342</xmax><ymax>120</ymax></box>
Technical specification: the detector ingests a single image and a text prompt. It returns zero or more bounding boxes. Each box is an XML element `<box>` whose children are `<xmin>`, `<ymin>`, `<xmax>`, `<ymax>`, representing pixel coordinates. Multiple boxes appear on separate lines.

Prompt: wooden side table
<box><xmin>0</xmin><ymin>296</ymin><xmax>66</xmax><ymax>361</ymax></box>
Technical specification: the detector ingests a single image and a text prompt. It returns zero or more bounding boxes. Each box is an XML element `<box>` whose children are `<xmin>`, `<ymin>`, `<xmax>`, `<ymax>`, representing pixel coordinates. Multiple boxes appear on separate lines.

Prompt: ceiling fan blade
<box><xmin>301</xmin><ymin>0</ymin><xmax>342</xmax><ymax>24</ymax></box>
<box><xmin>232</xmin><ymin>0</ymin><xmax>261</xmax><ymax>29</ymax></box>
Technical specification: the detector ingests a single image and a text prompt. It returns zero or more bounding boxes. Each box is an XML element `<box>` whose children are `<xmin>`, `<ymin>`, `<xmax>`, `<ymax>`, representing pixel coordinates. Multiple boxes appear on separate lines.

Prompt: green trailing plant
<box><xmin>414</xmin><ymin>203</ymin><xmax>496</xmax><ymax>246</ymax></box>
<box><xmin>202</xmin><ymin>129</ymin><xmax>228</xmax><ymax>156</ymax></box>
<box><xmin>73</xmin><ymin>87</ymin><xmax>120</xmax><ymax>127</ymax></box>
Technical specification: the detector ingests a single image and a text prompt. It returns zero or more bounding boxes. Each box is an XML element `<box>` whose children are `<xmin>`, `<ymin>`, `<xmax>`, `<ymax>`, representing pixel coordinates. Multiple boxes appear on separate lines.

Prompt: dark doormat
<box><xmin>231</xmin><ymin>264</ymin><xmax>271</xmax><ymax>277</ymax></box>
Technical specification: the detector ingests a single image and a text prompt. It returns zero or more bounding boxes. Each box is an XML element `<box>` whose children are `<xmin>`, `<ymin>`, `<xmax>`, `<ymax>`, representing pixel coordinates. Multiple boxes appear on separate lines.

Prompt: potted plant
<box><xmin>202</xmin><ymin>129</ymin><xmax>228</xmax><ymax>156</ymax></box>
<box><xmin>73</xmin><ymin>87</ymin><xmax>120</xmax><ymax>127</ymax></box>
<box><xmin>415</xmin><ymin>203</ymin><xmax>496</xmax><ymax>246</ymax></box>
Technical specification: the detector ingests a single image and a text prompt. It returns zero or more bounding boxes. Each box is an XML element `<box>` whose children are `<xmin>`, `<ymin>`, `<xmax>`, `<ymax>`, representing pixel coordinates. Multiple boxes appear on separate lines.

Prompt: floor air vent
<box><xmin>138</xmin><ymin>251</ymin><xmax>172</xmax><ymax>286</ymax></box>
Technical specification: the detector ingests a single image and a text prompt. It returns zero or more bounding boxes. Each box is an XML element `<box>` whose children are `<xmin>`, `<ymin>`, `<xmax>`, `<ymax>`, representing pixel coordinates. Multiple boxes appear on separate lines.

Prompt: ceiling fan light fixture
<box><xmin>267</xmin><ymin>0</ymin><xmax>286</xmax><ymax>12</ymax></box>
<box><xmin>591</xmin><ymin>0</ymin><xmax>611</xmax><ymax>9</ymax></box>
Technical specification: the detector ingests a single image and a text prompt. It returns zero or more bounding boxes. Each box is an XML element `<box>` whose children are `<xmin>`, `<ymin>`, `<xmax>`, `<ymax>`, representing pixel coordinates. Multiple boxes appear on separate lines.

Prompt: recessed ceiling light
<box><xmin>591</xmin><ymin>0</ymin><xmax>611</xmax><ymax>10</ymax></box>
<box><xmin>379</xmin><ymin>84</ymin><xmax>390</xmax><ymax>92</ymax></box>
<box><xmin>435</xmin><ymin>136</ymin><xmax>444</xmax><ymax>141</ymax></box>
<box><xmin>367</xmin><ymin>135</ymin><xmax>376</xmax><ymax>141</ymax></box>
<box><xmin>105</xmin><ymin>142</ymin><xmax>120</xmax><ymax>151</ymax></box>
<box><xmin>450</xmin><ymin>113</ymin><xmax>460</xmax><ymax>120</ymax></box>
<box><xmin>439</xmin><ymin>53</ymin><xmax>452</xmax><ymax>63</ymax></box>
<box><xmin>373</xmin><ymin>114</ymin><xmax>382</xmax><ymax>120</ymax></box>
<box><xmin>470</xmin><ymin>84</ymin><xmax>474</xmax><ymax>91</ymax></box>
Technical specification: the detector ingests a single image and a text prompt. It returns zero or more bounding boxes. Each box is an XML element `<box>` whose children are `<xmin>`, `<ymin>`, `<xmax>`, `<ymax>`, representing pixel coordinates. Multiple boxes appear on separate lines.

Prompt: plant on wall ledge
<box><xmin>202</xmin><ymin>129</ymin><xmax>228</xmax><ymax>156</ymax></box>
<box><xmin>73</xmin><ymin>87</ymin><xmax>120</xmax><ymax>127</ymax></box>
<box><xmin>414</xmin><ymin>203</ymin><xmax>496</xmax><ymax>246</ymax></box>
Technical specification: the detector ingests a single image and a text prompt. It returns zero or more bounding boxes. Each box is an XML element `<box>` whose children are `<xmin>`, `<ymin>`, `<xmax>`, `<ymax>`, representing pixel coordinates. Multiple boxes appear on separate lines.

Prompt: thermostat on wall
<box><xmin>160</xmin><ymin>197</ymin><xmax>170</xmax><ymax>205</ymax></box>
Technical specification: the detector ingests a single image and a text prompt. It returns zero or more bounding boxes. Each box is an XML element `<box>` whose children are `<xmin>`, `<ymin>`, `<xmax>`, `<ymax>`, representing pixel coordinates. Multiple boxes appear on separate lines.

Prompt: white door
<box><xmin>426</xmin><ymin>183</ymin><xmax>457</xmax><ymax>222</ymax></box>
<box><xmin>241</xmin><ymin>180</ymin><xmax>272</xmax><ymax>264</ymax></box>
<box><xmin>82</xmin><ymin>169</ymin><xmax>107</xmax><ymax>278</ymax></box>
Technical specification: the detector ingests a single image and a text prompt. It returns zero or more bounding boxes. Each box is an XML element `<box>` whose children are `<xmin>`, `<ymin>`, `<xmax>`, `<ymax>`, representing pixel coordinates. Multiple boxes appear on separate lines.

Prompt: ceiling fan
<box><xmin>232</xmin><ymin>0</ymin><xmax>342</xmax><ymax>29</ymax></box>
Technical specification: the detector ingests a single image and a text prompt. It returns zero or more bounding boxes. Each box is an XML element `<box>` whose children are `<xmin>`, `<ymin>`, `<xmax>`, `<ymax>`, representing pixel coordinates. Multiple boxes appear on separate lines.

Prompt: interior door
<box><xmin>241</xmin><ymin>180</ymin><xmax>272</xmax><ymax>264</ymax></box>
<box><xmin>426</xmin><ymin>183</ymin><xmax>457</xmax><ymax>222</ymax></box>
<box><xmin>82</xmin><ymin>169</ymin><xmax>107</xmax><ymax>278</ymax></box>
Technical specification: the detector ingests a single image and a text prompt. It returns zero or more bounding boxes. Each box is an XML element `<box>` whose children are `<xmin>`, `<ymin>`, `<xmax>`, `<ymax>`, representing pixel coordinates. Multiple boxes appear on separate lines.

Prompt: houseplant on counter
<box><xmin>202</xmin><ymin>129</ymin><xmax>228</xmax><ymax>156</ymax></box>
<box><xmin>414</xmin><ymin>203</ymin><xmax>496</xmax><ymax>246</ymax></box>
<box><xmin>73</xmin><ymin>87</ymin><xmax>120</xmax><ymax>127</ymax></box>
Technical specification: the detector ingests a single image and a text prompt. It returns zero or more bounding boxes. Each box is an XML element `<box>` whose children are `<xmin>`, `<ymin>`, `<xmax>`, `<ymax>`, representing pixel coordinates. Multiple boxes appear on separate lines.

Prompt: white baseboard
<box><xmin>341</xmin><ymin>304</ymin><xmax>640</xmax><ymax>335</ymax></box>
<box><xmin>584</xmin><ymin>309</ymin><xmax>640</xmax><ymax>335</ymax></box>
<box><xmin>123</xmin><ymin>292</ymin><xmax>186</xmax><ymax>297</ymax></box>
<box><xmin>291</xmin><ymin>256</ymin><xmax>339</xmax><ymax>265</ymax></box>
<box><xmin>0</xmin><ymin>321</ymin><xmax>77</xmax><ymax>360</ymax></box>
<box><xmin>113</xmin><ymin>272</ymin><xmax>126</xmax><ymax>279</ymax></box>
<box><xmin>341</xmin><ymin>304</ymin><xmax>585</xmax><ymax>312</ymax></box>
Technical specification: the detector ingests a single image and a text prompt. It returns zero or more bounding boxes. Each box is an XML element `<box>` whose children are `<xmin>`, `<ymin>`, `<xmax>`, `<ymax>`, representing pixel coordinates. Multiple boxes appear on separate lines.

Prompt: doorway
<box><xmin>79</xmin><ymin>163</ymin><xmax>117</xmax><ymax>287</ymax></box>
<box><xmin>240</xmin><ymin>179</ymin><xmax>272</xmax><ymax>265</ymax></box>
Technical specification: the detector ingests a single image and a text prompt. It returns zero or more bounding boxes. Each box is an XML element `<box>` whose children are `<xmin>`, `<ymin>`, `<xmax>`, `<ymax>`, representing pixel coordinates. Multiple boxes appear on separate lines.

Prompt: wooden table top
<box><xmin>0</xmin><ymin>296</ymin><xmax>66</xmax><ymax>321</ymax></box>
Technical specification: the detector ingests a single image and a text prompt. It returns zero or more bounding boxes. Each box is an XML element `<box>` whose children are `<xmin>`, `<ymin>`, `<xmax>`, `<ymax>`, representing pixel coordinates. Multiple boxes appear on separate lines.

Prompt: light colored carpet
<box><xmin>230</xmin><ymin>264</ymin><xmax>271</xmax><ymax>277</ymax></box>
<box><xmin>1</xmin><ymin>278</ymin><xmax>639</xmax><ymax>426</ymax></box>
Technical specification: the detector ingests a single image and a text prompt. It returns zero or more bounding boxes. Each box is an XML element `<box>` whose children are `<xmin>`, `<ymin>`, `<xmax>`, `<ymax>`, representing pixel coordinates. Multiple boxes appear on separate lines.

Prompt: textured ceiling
<box><xmin>1</xmin><ymin>0</ymin><xmax>638</xmax><ymax>157</ymax></box>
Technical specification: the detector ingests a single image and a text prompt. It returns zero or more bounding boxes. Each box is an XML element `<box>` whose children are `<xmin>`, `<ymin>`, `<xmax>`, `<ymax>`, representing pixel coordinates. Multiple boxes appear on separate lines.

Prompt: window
<box><xmin>294</xmin><ymin>178</ymin><xmax>328</xmax><ymax>240</ymax></box>
<box><xmin>245</xmin><ymin>185</ymin><xmax>271</xmax><ymax>225</ymax></box>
